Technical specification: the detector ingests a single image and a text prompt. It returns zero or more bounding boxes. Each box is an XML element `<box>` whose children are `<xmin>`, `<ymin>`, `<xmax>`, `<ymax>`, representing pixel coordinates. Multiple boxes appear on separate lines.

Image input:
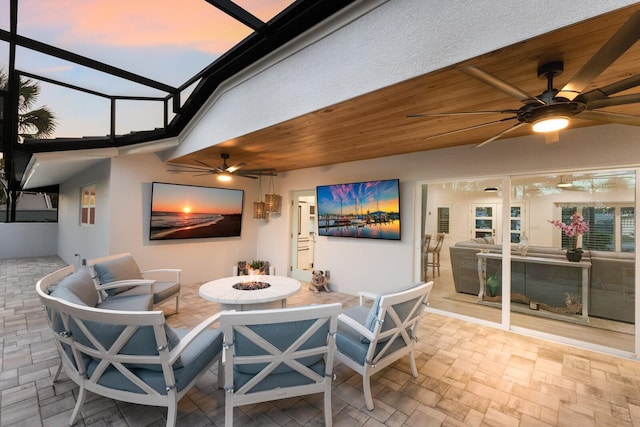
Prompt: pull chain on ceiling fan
<box><xmin>407</xmin><ymin>9</ymin><xmax>640</xmax><ymax>148</ymax></box>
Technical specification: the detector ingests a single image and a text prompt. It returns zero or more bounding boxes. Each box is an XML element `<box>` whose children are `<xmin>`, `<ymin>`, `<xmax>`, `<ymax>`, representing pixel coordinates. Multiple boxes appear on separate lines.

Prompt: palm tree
<box><xmin>0</xmin><ymin>67</ymin><xmax>57</xmax><ymax>138</ymax></box>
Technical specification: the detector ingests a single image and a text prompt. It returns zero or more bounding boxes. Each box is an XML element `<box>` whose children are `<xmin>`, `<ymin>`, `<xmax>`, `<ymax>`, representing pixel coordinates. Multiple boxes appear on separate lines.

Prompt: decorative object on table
<box><xmin>486</xmin><ymin>275</ymin><xmax>500</xmax><ymax>297</ymax></box>
<box><xmin>248</xmin><ymin>259</ymin><xmax>267</xmax><ymax>275</ymax></box>
<box><xmin>309</xmin><ymin>270</ymin><xmax>331</xmax><ymax>292</ymax></box>
<box><xmin>264</xmin><ymin>174</ymin><xmax>282</xmax><ymax>215</ymax></box>
<box><xmin>517</xmin><ymin>232</ymin><xmax>529</xmax><ymax>256</ymax></box>
<box><xmin>548</xmin><ymin>213</ymin><xmax>589</xmax><ymax>262</ymax></box>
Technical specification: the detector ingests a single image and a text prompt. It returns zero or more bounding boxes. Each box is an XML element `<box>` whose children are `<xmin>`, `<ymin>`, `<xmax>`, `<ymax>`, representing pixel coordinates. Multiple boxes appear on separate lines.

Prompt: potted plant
<box><xmin>548</xmin><ymin>213</ymin><xmax>589</xmax><ymax>262</ymax></box>
<box><xmin>248</xmin><ymin>260</ymin><xmax>266</xmax><ymax>275</ymax></box>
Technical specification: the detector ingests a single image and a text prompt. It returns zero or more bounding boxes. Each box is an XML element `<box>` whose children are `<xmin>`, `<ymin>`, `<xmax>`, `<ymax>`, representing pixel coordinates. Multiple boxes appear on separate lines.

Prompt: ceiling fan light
<box><xmin>556</xmin><ymin>176</ymin><xmax>573</xmax><ymax>188</ymax></box>
<box><xmin>532</xmin><ymin>117</ymin><xmax>569</xmax><ymax>133</ymax></box>
<box><xmin>217</xmin><ymin>173</ymin><xmax>232</xmax><ymax>182</ymax></box>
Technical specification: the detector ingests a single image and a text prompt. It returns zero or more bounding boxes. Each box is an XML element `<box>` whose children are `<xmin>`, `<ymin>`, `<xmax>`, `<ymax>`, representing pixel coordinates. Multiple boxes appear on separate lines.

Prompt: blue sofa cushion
<box><xmin>85</xmin><ymin>328</ymin><xmax>223</xmax><ymax>394</ymax></box>
<box><xmin>94</xmin><ymin>255</ymin><xmax>143</xmax><ymax>296</ymax></box>
<box><xmin>52</xmin><ymin>268</ymin><xmax>98</xmax><ymax>307</ymax></box>
<box><xmin>233</xmin><ymin>318</ymin><xmax>329</xmax><ymax>375</ymax></box>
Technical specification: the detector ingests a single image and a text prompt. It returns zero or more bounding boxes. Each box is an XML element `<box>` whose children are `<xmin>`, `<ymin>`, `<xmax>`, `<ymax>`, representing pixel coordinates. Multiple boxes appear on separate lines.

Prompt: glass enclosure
<box><xmin>421</xmin><ymin>169</ymin><xmax>636</xmax><ymax>353</ymax></box>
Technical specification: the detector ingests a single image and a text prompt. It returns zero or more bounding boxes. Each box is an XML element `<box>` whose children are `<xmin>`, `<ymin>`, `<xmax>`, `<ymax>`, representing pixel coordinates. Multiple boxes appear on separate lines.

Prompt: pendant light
<box><xmin>253</xmin><ymin>173</ymin><xmax>267</xmax><ymax>220</ymax></box>
<box><xmin>264</xmin><ymin>174</ymin><xmax>282</xmax><ymax>215</ymax></box>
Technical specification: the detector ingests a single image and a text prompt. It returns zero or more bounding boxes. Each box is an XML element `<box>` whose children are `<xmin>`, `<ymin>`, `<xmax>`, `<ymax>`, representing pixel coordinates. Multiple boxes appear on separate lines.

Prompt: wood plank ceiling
<box><xmin>171</xmin><ymin>4</ymin><xmax>640</xmax><ymax>174</ymax></box>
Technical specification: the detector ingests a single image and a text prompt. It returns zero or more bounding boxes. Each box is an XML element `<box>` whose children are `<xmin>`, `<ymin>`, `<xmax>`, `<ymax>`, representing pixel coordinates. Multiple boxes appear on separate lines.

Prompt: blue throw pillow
<box><xmin>53</xmin><ymin>268</ymin><xmax>98</xmax><ymax>307</ymax></box>
<box><xmin>94</xmin><ymin>255</ymin><xmax>143</xmax><ymax>296</ymax></box>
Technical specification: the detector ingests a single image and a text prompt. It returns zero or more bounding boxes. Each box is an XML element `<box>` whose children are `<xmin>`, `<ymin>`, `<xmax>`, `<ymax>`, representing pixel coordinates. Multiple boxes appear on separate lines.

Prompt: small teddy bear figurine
<box><xmin>309</xmin><ymin>270</ymin><xmax>331</xmax><ymax>292</ymax></box>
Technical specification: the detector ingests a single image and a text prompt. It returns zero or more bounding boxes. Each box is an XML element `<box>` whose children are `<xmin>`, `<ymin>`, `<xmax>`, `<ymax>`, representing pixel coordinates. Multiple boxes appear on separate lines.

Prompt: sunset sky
<box><xmin>316</xmin><ymin>180</ymin><xmax>400</xmax><ymax>216</ymax></box>
<box><xmin>151</xmin><ymin>182</ymin><xmax>244</xmax><ymax>214</ymax></box>
<box><xmin>0</xmin><ymin>0</ymin><xmax>293</xmax><ymax>137</ymax></box>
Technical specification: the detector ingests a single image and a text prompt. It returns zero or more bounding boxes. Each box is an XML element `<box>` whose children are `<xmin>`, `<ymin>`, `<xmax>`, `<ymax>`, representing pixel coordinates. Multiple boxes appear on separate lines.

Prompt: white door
<box><xmin>471</xmin><ymin>203</ymin><xmax>525</xmax><ymax>243</ymax></box>
<box><xmin>290</xmin><ymin>190</ymin><xmax>316</xmax><ymax>282</ymax></box>
<box><xmin>471</xmin><ymin>204</ymin><xmax>499</xmax><ymax>241</ymax></box>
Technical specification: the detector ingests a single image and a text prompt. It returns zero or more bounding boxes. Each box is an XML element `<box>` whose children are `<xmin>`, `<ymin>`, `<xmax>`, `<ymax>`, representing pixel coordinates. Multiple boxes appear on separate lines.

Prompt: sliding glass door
<box><xmin>420</xmin><ymin>168</ymin><xmax>636</xmax><ymax>354</ymax></box>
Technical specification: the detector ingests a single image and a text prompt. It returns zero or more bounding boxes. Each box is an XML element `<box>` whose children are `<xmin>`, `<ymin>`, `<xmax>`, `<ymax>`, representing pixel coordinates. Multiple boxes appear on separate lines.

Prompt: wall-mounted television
<box><xmin>150</xmin><ymin>182</ymin><xmax>244</xmax><ymax>240</ymax></box>
<box><xmin>316</xmin><ymin>179</ymin><xmax>401</xmax><ymax>240</ymax></box>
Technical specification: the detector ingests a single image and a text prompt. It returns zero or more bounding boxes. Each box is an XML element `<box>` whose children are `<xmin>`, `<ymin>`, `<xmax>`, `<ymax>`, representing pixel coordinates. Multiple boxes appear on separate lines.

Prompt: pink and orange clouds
<box><xmin>17</xmin><ymin>0</ymin><xmax>293</xmax><ymax>54</ymax></box>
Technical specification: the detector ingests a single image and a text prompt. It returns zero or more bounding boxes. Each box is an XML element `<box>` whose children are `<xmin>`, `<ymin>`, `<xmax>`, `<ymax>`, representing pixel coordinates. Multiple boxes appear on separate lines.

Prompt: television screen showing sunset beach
<box><xmin>150</xmin><ymin>182</ymin><xmax>244</xmax><ymax>240</ymax></box>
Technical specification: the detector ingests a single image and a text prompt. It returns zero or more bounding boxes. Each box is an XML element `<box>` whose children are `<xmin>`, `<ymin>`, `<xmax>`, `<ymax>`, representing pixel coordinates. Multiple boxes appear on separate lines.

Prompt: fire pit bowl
<box><xmin>233</xmin><ymin>281</ymin><xmax>272</xmax><ymax>291</ymax></box>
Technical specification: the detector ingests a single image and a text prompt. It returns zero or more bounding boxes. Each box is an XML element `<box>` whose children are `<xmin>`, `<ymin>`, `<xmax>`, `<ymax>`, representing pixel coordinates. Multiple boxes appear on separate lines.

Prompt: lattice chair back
<box><xmin>220</xmin><ymin>303</ymin><xmax>341</xmax><ymax>427</ymax></box>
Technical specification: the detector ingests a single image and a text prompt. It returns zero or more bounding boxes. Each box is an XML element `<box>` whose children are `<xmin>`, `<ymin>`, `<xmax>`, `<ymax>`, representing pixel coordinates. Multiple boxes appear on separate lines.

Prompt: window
<box><xmin>621</xmin><ymin>207</ymin><xmax>635</xmax><ymax>252</ymax></box>
<box><xmin>560</xmin><ymin>205</ymin><xmax>635</xmax><ymax>252</ymax></box>
<box><xmin>437</xmin><ymin>207</ymin><xmax>450</xmax><ymax>234</ymax></box>
<box><xmin>81</xmin><ymin>185</ymin><xmax>96</xmax><ymax>226</ymax></box>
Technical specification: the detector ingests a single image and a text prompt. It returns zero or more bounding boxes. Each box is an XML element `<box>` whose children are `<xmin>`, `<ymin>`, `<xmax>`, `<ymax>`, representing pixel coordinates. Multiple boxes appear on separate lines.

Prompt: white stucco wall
<box><xmin>106</xmin><ymin>154</ymin><xmax>261</xmax><ymax>285</ymax></box>
<box><xmin>57</xmin><ymin>159</ymin><xmax>111</xmax><ymax>267</ymax></box>
<box><xmin>0</xmin><ymin>223</ymin><xmax>57</xmax><ymax>258</ymax></box>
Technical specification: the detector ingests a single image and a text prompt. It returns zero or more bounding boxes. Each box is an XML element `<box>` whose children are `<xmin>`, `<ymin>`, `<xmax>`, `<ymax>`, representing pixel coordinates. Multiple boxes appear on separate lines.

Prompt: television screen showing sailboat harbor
<box><xmin>316</xmin><ymin>179</ymin><xmax>400</xmax><ymax>240</ymax></box>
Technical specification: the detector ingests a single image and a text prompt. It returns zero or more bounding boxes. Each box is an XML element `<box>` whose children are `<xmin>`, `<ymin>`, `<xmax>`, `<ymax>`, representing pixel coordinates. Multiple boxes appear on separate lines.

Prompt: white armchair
<box><xmin>220</xmin><ymin>303</ymin><xmax>341</xmax><ymax>426</ymax></box>
<box><xmin>335</xmin><ymin>282</ymin><xmax>433</xmax><ymax>410</ymax></box>
<box><xmin>88</xmin><ymin>253</ymin><xmax>181</xmax><ymax>314</ymax></box>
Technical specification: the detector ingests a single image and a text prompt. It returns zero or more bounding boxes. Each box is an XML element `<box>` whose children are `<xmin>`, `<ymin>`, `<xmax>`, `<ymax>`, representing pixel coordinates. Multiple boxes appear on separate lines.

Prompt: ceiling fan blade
<box><xmin>225</xmin><ymin>162</ymin><xmax>245</xmax><ymax>173</ymax></box>
<box><xmin>576</xmin><ymin>110</ymin><xmax>640</xmax><ymax>126</ymax></box>
<box><xmin>407</xmin><ymin>109</ymin><xmax>519</xmax><ymax>118</ymax></box>
<box><xmin>461</xmin><ymin>65</ymin><xmax>543</xmax><ymax>105</ymax></box>
<box><xmin>586</xmin><ymin>93</ymin><xmax>640</xmax><ymax>109</ymax></box>
<box><xmin>423</xmin><ymin>117</ymin><xmax>518</xmax><ymax>140</ymax></box>
<box><xmin>557</xmin><ymin>10</ymin><xmax>640</xmax><ymax>101</ymax></box>
<box><xmin>195</xmin><ymin>159</ymin><xmax>216</xmax><ymax>169</ymax></box>
<box><xmin>578</xmin><ymin>74</ymin><xmax>640</xmax><ymax>103</ymax></box>
<box><xmin>234</xmin><ymin>173</ymin><xmax>258</xmax><ymax>179</ymax></box>
<box><xmin>166</xmin><ymin>164</ymin><xmax>214</xmax><ymax>172</ymax></box>
<box><xmin>475</xmin><ymin>122</ymin><xmax>527</xmax><ymax>148</ymax></box>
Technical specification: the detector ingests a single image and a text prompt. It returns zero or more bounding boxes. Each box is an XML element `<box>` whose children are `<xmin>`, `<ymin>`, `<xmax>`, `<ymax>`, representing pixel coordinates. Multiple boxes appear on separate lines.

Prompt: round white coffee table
<box><xmin>199</xmin><ymin>275</ymin><xmax>301</xmax><ymax>311</ymax></box>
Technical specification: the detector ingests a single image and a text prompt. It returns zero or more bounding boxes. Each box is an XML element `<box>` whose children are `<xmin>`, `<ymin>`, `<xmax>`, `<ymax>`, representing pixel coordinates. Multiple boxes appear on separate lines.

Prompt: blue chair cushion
<box><xmin>336</xmin><ymin>321</ymin><xmax>408</xmax><ymax>365</ymax></box>
<box><xmin>363</xmin><ymin>295</ymin><xmax>382</xmax><ymax>331</ymax></box>
<box><xmin>52</xmin><ymin>268</ymin><xmax>98</xmax><ymax>307</ymax></box>
<box><xmin>233</xmin><ymin>319</ymin><xmax>329</xmax><ymax>375</ymax></box>
<box><xmin>69</xmin><ymin>318</ymin><xmax>183</xmax><ymax>371</ymax></box>
<box><xmin>85</xmin><ymin>328</ymin><xmax>223</xmax><ymax>394</ymax></box>
<box><xmin>151</xmin><ymin>281</ymin><xmax>180</xmax><ymax>304</ymax></box>
<box><xmin>94</xmin><ymin>255</ymin><xmax>143</xmax><ymax>296</ymax></box>
<box><xmin>96</xmin><ymin>294</ymin><xmax>153</xmax><ymax>311</ymax></box>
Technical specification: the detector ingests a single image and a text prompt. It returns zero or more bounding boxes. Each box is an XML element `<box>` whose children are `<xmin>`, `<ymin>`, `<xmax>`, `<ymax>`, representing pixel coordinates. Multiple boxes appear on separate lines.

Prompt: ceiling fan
<box><xmin>408</xmin><ymin>9</ymin><xmax>640</xmax><ymax>148</ymax></box>
<box><xmin>167</xmin><ymin>153</ymin><xmax>276</xmax><ymax>180</ymax></box>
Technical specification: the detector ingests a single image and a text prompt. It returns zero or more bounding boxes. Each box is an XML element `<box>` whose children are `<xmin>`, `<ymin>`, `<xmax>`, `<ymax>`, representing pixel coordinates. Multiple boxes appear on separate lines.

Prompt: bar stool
<box><xmin>424</xmin><ymin>233</ymin><xmax>445</xmax><ymax>279</ymax></box>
